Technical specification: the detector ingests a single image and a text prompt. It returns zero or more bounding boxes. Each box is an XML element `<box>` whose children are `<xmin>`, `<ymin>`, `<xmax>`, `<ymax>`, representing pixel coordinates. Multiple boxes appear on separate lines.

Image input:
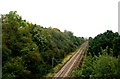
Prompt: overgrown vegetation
<box><xmin>72</xmin><ymin>30</ymin><xmax>120</xmax><ymax>78</ymax></box>
<box><xmin>45</xmin><ymin>48</ymin><xmax>79</xmax><ymax>77</ymax></box>
<box><xmin>88</xmin><ymin>30</ymin><xmax>120</xmax><ymax>57</ymax></box>
<box><xmin>2</xmin><ymin>11</ymin><xmax>85</xmax><ymax>79</ymax></box>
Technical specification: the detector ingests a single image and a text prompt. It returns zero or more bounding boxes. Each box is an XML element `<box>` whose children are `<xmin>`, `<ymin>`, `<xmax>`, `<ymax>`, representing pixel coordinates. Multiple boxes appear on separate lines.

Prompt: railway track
<box><xmin>53</xmin><ymin>41</ymin><xmax>88</xmax><ymax>79</ymax></box>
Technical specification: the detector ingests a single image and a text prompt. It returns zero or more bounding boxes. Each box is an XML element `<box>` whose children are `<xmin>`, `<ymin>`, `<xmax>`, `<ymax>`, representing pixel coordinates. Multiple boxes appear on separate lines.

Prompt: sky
<box><xmin>0</xmin><ymin>0</ymin><xmax>119</xmax><ymax>38</ymax></box>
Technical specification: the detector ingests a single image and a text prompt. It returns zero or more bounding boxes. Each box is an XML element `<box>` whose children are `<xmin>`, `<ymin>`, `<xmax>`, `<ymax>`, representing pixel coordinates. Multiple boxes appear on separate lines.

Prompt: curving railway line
<box><xmin>53</xmin><ymin>41</ymin><xmax>88</xmax><ymax>79</ymax></box>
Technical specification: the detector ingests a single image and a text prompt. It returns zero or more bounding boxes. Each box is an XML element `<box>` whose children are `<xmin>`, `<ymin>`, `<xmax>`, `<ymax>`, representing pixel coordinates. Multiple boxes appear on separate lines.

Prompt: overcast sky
<box><xmin>0</xmin><ymin>0</ymin><xmax>119</xmax><ymax>38</ymax></box>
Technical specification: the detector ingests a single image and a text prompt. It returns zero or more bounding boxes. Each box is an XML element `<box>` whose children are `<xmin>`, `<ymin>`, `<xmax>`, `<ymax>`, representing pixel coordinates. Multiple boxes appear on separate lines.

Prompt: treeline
<box><xmin>72</xmin><ymin>30</ymin><xmax>120</xmax><ymax>78</ymax></box>
<box><xmin>88</xmin><ymin>30</ymin><xmax>120</xmax><ymax>57</ymax></box>
<box><xmin>2</xmin><ymin>11</ymin><xmax>85</xmax><ymax>79</ymax></box>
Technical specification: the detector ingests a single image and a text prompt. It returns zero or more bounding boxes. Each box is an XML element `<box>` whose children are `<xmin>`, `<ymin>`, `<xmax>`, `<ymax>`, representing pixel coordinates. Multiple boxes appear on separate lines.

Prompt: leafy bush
<box><xmin>72</xmin><ymin>48</ymin><xmax>119</xmax><ymax>78</ymax></box>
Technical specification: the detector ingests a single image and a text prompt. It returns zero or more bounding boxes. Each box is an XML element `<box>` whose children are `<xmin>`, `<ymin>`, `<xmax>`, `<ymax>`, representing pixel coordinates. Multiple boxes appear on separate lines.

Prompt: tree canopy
<box><xmin>2</xmin><ymin>11</ymin><xmax>85</xmax><ymax>79</ymax></box>
<box><xmin>88</xmin><ymin>30</ymin><xmax>120</xmax><ymax>57</ymax></box>
<box><xmin>72</xmin><ymin>30</ymin><xmax>120</xmax><ymax>78</ymax></box>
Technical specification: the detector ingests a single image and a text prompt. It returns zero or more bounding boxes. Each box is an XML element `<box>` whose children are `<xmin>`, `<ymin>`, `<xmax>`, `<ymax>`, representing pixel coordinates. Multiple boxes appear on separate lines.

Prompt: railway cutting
<box><xmin>53</xmin><ymin>41</ymin><xmax>88</xmax><ymax>79</ymax></box>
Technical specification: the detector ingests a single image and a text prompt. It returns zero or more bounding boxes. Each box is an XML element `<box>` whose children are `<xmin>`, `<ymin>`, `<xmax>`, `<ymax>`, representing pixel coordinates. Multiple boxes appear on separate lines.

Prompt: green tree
<box><xmin>2</xmin><ymin>11</ymin><xmax>84</xmax><ymax>78</ymax></box>
<box><xmin>73</xmin><ymin>48</ymin><xmax>118</xmax><ymax>78</ymax></box>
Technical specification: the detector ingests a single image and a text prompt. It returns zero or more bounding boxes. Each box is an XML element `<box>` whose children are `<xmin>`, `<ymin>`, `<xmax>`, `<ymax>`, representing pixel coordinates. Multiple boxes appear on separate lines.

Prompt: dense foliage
<box><xmin>88</xmin><ymin>30</ymin><xmax>120</xmax><ymax>57</ymax></box>
<box><xmin>72</xmin><ymin>48</ymin><xmax>120</xmax><ymax>78</ymax></box>
<box><xmin>72</xmin><ymin>30</ymin><xmax>120</xmax><ymax>78</ymax></box>
<box><xmin>2</xmin><ymin>11</ymin><xmax>85</xmax><ymax>79</ymax></box>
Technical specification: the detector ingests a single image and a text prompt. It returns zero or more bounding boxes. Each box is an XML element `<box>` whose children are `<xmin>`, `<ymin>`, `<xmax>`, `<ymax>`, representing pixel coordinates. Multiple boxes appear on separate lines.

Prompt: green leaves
<box><xmin>2</xmin><ymin>56</ymin><xmax>30</xmax><ymax>79</ymax></box>
<box><xmin>113</xmin><ymin>36</ymin><xmax>120</xmax><ymax>57</ymax></box>
<box><xmin>73</xmin><ymin>30</ymin><xmax>120</xmax><ymax>78</ymax></box>
<box><xmin>92</xmin><ymin>55</ymin><xmax>117</xmax><ymax>77</ymax></box>
<box><xmin>88</xmin><ymin>30</ymin><xmax>120</xmax><ymax>56</ymax></box>
<box><xmin>2</xmin><ymin>11</ymin><xmax>84</xmax><ymax>78</ymax></box>
<box><xmin>72</xmin><ymin>48</ymin><xmax>119</xmax><ymax>78</ymax></box>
